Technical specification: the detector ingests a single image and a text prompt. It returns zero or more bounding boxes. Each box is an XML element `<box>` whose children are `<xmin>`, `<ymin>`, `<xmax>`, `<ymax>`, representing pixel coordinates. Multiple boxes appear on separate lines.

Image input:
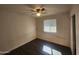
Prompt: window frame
<box><xmin>43</xmin><ymin>19</ymin><xmax>57</xmax><ymax>33</ymax></box>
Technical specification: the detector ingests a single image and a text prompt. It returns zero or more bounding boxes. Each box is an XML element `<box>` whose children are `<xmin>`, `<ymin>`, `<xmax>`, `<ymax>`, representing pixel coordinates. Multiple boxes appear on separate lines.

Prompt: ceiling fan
<box><xmin>24</xmin><ymin>5</ymin><xmax>46</xmax><ymax>17</ymax></box>
<box><xmin>32</xmin><ymin>7</ymin><xmax>46</xmax><ymax>16</ymax></box>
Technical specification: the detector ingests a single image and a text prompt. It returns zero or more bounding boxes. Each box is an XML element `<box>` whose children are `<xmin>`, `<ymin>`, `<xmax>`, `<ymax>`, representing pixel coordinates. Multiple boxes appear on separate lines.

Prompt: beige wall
<box><xmin>36</xmin><ymin>12</ymin><xmax>71</xmax><ymax>47</ymax></box>
<box><xmin>0</xmin><ymin>5</ymin><xmax>74</xmax><ymax>54</ymax></box>
<box><xmin>70</xmin><ymin>5</ymin><xmax>79</xmax><ymax>54</ymax></box>
<box><xmin>0</xmin><ymin>11</ymin><xmax>36</xmax><ymax>53</ymax></box>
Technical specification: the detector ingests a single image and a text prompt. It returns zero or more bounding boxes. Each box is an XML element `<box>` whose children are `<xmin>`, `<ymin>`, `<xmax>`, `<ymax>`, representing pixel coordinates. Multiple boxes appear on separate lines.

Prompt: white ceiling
<box><xmin>0</xmin><ymin>4</ymin><xmax>72</xmax><ymax>17</ymax></box>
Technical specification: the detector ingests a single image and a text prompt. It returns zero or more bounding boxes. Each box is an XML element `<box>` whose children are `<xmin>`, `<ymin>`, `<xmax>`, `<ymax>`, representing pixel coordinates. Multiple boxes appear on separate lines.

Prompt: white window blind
<box><xmin>44</xmin><ymin>19</ymin><xmax>57</xmax><ymax>33</ymax></box>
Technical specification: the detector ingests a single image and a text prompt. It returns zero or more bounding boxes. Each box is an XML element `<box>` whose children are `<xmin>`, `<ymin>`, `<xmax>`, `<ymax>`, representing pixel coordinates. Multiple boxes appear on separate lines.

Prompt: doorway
<box><xmin>72</xmin><ymin>14</ymin><xmax>76</xmax><ymax>55</ymax></box>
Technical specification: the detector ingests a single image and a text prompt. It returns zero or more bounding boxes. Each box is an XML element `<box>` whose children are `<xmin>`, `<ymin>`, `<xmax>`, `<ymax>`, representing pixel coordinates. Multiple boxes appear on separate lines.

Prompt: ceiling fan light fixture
<box><xmin>36</xmin><ymin>13</ymin><xmax>41</xmax><ymax>16</ymax></box>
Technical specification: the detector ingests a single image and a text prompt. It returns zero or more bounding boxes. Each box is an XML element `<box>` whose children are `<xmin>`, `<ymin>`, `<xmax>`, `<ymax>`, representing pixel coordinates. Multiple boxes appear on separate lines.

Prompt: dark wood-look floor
<box><xmin>5</xmin><ymin>38</ymin><xmax>72</xmax><ymax>55</ymax></box>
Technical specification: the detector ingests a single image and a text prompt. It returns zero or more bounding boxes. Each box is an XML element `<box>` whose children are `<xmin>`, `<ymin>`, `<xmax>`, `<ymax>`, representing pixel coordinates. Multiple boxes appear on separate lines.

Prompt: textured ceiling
<box><xmin>0</xmin><ymin>4</ymin><xmax>72</xmax><ymax>17</ymax></box>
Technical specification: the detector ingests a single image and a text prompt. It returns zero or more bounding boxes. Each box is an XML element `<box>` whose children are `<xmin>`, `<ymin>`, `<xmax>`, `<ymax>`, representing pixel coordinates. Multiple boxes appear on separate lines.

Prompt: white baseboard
<box><xmin>0</xmin><ymin>38</ymin><xmax>36</xmax><ymax>55</ymax></box>
<box><xmin>0</xmin><ymin>51</ymin><xmax>10</xmax><ymax>55</ymax></box>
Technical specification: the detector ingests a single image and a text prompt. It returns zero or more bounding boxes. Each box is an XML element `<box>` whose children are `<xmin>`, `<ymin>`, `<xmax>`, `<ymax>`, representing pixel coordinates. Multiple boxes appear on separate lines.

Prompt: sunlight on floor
<box><xmin>42</xmin><ymin>45</ymin><xmax>62</xmax><ymax>55</ymax></box>
<box><xmin>43</xmin><ymin>45</ymin><xmax>52</xmax><ymax>54</ymax></box>
<box><xmin>52</xmin><ymin>49</ymin><xmax>62</xmax><ymax>55</ymax></box>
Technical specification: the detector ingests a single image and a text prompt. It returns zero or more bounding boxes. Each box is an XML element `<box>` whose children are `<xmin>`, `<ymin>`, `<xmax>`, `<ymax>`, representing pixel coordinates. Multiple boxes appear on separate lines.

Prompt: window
<box><xmin>44</xmin><ymin>19</ymin><xmax>57</xmax><ymax>33</ymax></box>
